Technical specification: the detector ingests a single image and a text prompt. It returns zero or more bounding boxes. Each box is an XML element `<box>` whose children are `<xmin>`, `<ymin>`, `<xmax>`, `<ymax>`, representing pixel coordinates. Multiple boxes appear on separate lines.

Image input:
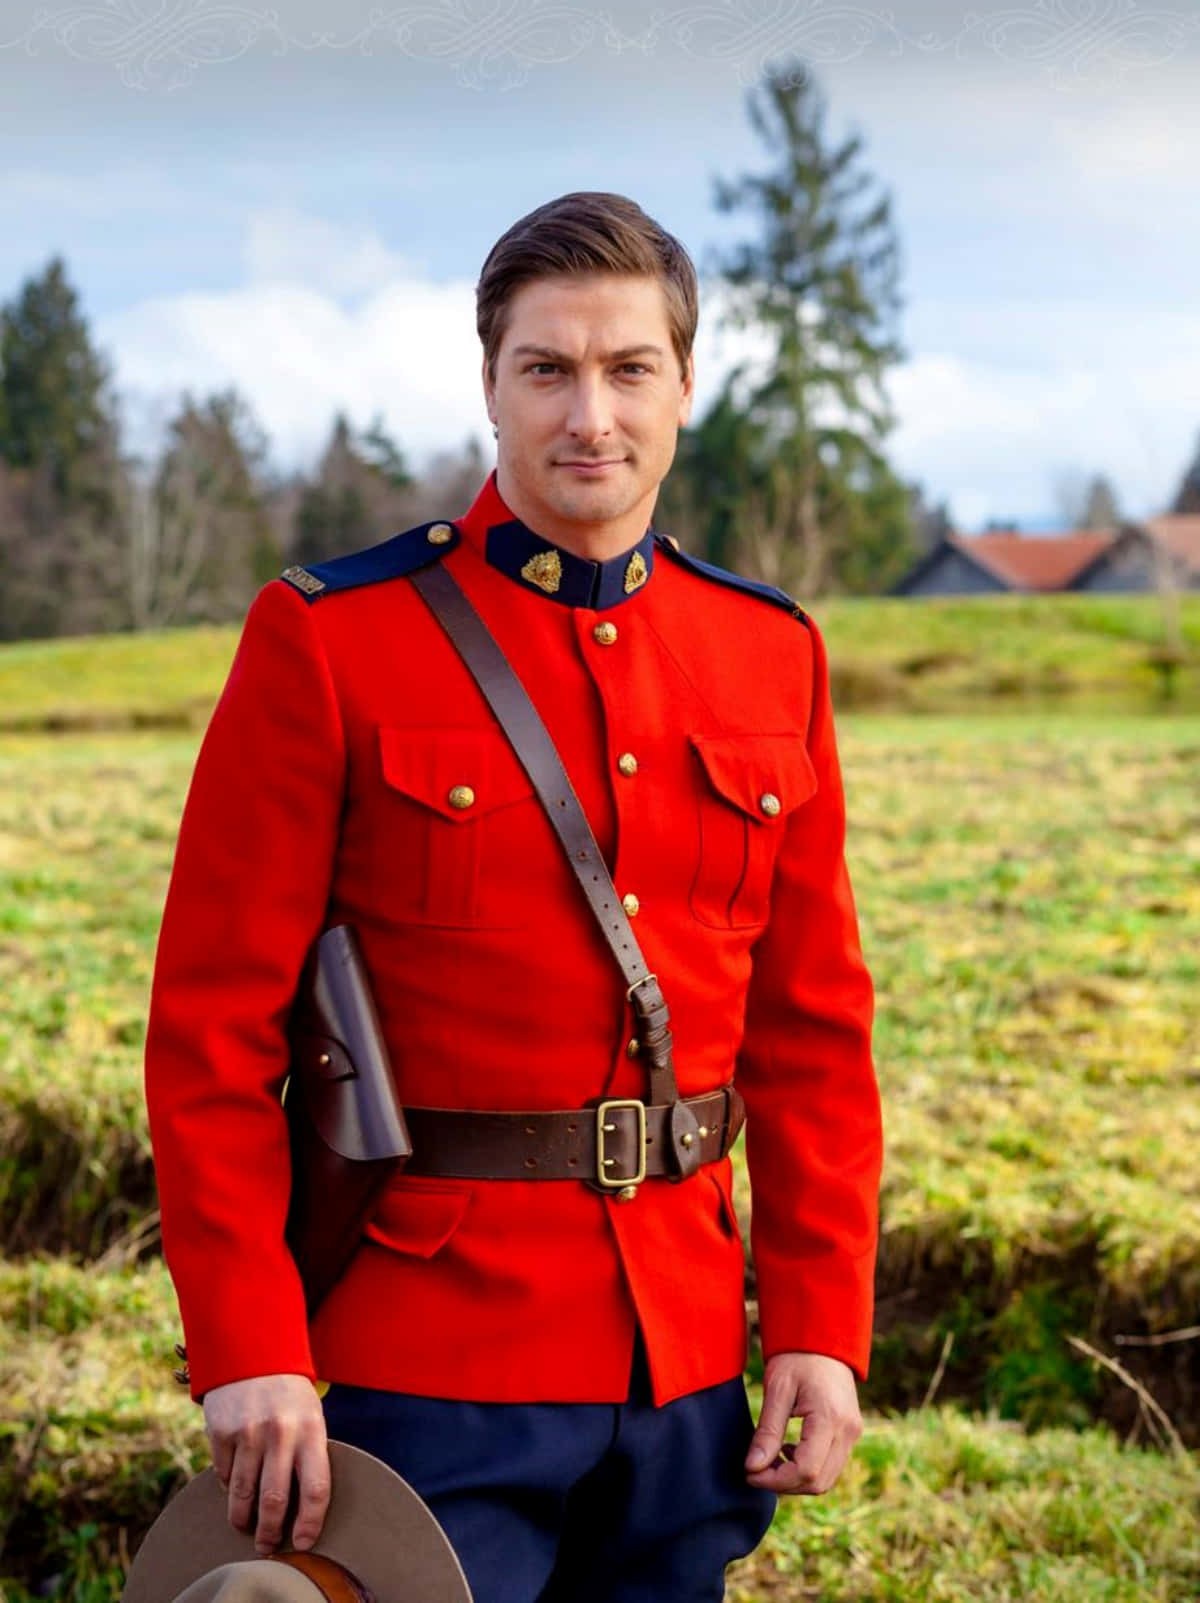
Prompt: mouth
<box><xmin>556</xmin><ymin>459</ymin><xmax>625</xmax><ymax>475</ymax></box>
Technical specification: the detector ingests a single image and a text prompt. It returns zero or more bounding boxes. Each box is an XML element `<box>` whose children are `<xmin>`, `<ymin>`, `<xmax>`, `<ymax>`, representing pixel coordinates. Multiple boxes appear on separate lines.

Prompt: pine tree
<box><xmin>696</xmin><ymin>65</ymin><xmax>916</xmax><ymax>595</ymax></box>
<box><xmin>0</xmin><ymin>256</ymin><xmax>118</xmax><ymax>505</ymax></box>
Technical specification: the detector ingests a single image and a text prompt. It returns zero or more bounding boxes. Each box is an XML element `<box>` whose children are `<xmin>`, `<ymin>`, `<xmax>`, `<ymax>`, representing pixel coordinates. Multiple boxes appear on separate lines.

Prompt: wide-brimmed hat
<box><xmin>123</xmin><ymin>1440</ymin><xmax>472</xmax><ymax>1603</ymax></box>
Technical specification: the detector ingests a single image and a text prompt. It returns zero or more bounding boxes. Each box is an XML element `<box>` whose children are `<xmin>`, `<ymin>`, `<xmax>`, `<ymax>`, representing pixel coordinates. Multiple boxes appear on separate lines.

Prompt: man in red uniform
<box><xmin>145</xmin><ymin>192</ymin><xmax>882</xmax><ymax>1601</ymax></box>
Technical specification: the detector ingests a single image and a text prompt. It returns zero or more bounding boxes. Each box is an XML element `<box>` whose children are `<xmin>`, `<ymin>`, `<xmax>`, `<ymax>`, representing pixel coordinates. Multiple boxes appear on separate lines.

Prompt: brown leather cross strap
<box><xmin>403</xmin><ymin>1085</ymin><xmax>745</xmax><ymax>1189</ymax></box>
<box><xmin>410</xmin><ymin>561</ymin><xmax>704</xmax><ymax>1181</ymax></box>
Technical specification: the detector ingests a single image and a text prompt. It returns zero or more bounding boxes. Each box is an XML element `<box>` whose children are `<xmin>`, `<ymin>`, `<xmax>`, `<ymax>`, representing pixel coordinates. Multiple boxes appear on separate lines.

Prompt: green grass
<box><xmin>2</xmin><ymin>610</ymin><xmax>1199</xmax><ymax>1597</ymax></box>
<box><xmin>730</xmin><ymin>1400</ymin><xmax>1200</xmax><ymax>1602</ymax></box>
<box><xmin>1</xmin><ymin>593</ymin><xmax>1196</xmax><ymax>728</ymax></box>
<box><xmin>2</xmin><ymin>1258</ymin><xmax>1196</xmax><ymax>1599</ymax></box>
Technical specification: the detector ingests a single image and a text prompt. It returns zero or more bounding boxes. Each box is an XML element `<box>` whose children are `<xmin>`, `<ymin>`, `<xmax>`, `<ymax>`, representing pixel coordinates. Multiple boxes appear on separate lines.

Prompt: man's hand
<box><xmin>744</xmin><ymin>1352</ymin><xmax>862</xmax><ymax>1495</ymax></box>
<box><xmin>203</xmin><ymin>1373</ymin><xmax>331</xmax><ymax>1554</ymax></box>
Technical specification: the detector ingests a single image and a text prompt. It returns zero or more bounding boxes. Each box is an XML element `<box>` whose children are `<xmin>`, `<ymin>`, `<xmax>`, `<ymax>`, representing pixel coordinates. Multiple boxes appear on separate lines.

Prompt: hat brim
<box><xmin>122</xmin><ymin>1440</ymin><xmax>472</xmax><ymax>1603</ymax></box>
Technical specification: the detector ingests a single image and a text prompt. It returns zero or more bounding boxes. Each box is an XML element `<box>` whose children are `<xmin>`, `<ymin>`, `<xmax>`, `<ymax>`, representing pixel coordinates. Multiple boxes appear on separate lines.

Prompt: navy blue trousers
<box><xmin>321</xmin><ymin>1335</ymin><xmax>776</xmax><ymax>1602</ymax></box>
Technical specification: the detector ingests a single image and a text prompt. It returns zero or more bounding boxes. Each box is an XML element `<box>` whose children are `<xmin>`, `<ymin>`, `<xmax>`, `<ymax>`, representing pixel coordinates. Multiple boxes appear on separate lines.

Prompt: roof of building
<box><xmin>945</xmin><ymin>530</ymin><xmax>1117</xmax><ymax>591</ymax></box>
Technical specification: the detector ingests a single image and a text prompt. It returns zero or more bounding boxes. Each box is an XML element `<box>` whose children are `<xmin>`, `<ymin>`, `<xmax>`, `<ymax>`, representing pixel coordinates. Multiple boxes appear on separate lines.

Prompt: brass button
<box><xmin>427</xmin><ymin>523</ymin><xmax>454</xmax><ymax>545</ymax></box>
<box><xmin>593</xmin><ymin>621</ymin><xmax>618</xmax><ymax>646</ymax></box>
<box><xmin>626</xmin><ymin>1038</ymin><xmax>640</xmax><ymax>1058</ymax></box>
<box><xmin>681</xmin><ymin>1132</ymin><xmax>695</xmax><ymax>1149</ymax></box>
<box><xmin>615</xmin><ymin>1185</ymin><xmax>639</xmax><ymax>1203</ymax></box>
<box><xmin>447</xmin><ymin>785</ymin><xmax>476</xmax><ymax>810</ymax></box>
<box><xmin>617</xmin><ymin>752</ymin><xmax>638</xmax><ymax>777</ymax></box>
<box><xmin>759</xmin><ymin>792</ymin><xmax>782</xmax><ymax>818</ymax></box>
<box><xmin>622</xmin><ymin>893</ymin><xmax>640</xmax><ymax>917</ymax></box>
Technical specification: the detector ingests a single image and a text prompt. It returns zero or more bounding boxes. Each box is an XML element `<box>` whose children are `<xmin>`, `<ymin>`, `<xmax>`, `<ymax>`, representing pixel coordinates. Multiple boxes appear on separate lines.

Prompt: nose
<box><xmin>565</xmin><ymin>373</ymin><xmax>613</xmax><ymax>443</ymax></box>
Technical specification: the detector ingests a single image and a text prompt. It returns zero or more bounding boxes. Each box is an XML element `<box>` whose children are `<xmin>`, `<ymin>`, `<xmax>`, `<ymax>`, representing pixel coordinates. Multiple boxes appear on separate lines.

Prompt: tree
<box><xmin>696</xmin><ymin>64</ymin><xmax>915</xmax><ymax>595</ymax></box>
<box><xmin>0</xmin><ymin>256</ymin><xmax>118</xmax><ymax>507</ymax></box>
<box><xmin>1053</xmin><ymin>468</ymin><xmax>1121</xmax><ymax>529</ymax></box>
<box><xmin>292</xmin><ymin>413</ymin><xmax>414</xmax><ymax>566</ymax></box>
<box><xmin>126</xmin><ymin>388</ymin><xmax>278</xmax><ymax>627</ymax></box>
<box><xmin>1168</xmin><ymin>430</ymin><xmax>1200</xmax><ymax>515</ymax></box>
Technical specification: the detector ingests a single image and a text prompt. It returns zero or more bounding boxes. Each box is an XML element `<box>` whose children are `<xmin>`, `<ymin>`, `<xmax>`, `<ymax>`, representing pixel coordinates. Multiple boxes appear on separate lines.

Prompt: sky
<box><xmin>2</xmin><ymin>0</ymin><xmax>1199</xmax><ymax>532</ymax></box>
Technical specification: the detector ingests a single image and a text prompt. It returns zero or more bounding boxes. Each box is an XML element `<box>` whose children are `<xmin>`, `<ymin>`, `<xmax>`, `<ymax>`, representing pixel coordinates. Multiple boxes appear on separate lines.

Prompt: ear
<box><xmin>481</xmin><ymin>351</ymin><xmax>496</xmax><ymax>424</ymax></box>
<box><xmin>677</xmin><ymin>351</ymin><xmax>695</xmax><ymax>428</ymax></box>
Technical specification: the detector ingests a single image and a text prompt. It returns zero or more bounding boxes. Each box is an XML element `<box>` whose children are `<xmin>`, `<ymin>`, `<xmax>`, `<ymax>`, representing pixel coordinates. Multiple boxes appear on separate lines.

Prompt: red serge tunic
<box><xmin>144</xmin><ymin>472</ymin><xmax>882</xmax><ymax>1406</ymax></box>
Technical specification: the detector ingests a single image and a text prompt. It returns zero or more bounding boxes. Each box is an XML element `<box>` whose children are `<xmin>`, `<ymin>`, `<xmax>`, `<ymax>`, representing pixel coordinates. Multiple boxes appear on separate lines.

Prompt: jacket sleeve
<box><xmin>736</xmin><ymin>613</ymin><xmax>882</xmax><ymax>1381</ymax></box>
<box><xmin>144</xmin><ymin>579</ymin><xmax>346</xmax><ymax>1400</ymax></box>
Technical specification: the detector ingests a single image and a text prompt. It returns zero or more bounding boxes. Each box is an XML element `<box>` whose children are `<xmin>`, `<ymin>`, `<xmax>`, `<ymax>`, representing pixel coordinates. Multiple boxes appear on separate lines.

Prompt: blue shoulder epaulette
<box><xmin>279</xmin><ymin>520</ymin><xmax>461</xmax><ymax>603</ymax></box>
<box><xmin>653</xmin><ymin>533</ymin><xmax>810</xmax><ymax>625</ymax></box>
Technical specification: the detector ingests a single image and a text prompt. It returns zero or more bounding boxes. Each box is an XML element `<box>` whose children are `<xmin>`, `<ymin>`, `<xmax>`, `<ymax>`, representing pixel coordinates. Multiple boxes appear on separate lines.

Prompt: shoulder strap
<box><xmin>410</xmin><ymin>562</ymin><xmax>702</xmax><ymax>1179</ymax></box>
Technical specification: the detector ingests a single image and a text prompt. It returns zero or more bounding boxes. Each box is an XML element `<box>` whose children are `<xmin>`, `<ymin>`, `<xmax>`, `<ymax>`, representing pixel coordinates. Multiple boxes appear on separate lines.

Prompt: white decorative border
<box><xmin>1</xmin><ymin>0</ymin><xmax>1197</xmax><ymax>92</ymax></box>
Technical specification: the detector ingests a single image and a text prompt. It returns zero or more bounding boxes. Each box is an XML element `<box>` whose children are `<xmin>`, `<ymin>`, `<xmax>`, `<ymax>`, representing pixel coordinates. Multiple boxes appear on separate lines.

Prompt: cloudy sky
<box><xmin>2</xmin><ymin>0</ymin><xmax>1198</xmax><ymax>531</ymax></box>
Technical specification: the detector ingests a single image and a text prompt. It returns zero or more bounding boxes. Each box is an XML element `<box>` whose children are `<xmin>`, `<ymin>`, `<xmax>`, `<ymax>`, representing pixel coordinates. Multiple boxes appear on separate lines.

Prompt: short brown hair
<box><xmin>476</xmin><ymin>192</ymin><xmax>698</xmax><ymax>382</ymax></box>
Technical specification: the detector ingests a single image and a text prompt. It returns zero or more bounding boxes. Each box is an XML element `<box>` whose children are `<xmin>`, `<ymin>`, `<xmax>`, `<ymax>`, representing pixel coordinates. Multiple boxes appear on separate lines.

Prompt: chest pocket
<box><xmin>374</xmin><ymin>726</ymin><xmax>540</xmax><ymax>928</ymax></box>
<box><xmin>687</xmin><ymin>732</ymin><xmax>817</xmax><ymax>930</ymax></box>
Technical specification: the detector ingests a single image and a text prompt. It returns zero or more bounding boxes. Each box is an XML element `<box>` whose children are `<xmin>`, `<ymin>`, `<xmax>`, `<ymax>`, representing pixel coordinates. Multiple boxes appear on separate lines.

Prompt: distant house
<box><xmin>892</xmin><ymin>516</ymin><xmax>1200</xmax><ymax>596</ymax></box>
<box><xmin>892</xmin><ymin>530</ymin><xmax>1116</xmax><ymax>597</ymax></box>
<box><xmin>1069</xmin><ymin>515</ymin><xmax>1200</xmax><ymax>592</ymax></box>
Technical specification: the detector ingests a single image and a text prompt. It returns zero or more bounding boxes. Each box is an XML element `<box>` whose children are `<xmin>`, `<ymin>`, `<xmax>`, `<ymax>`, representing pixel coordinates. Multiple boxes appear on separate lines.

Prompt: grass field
<box><xmin>1</xmin><ymin>594</ymin><xmax>1198</xmax><ymax>1598</ymax></box>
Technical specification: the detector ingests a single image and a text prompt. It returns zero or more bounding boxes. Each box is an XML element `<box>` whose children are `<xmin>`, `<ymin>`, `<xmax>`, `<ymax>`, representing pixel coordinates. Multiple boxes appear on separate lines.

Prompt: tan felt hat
<box><xmin>122</xmin><ymin>1441</ymin><xmax>472</xmax><ymax>1603</ymax></box>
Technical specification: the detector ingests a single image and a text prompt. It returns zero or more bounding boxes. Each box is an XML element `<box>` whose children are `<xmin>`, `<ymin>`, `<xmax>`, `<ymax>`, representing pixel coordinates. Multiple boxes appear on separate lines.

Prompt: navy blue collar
<box><xmin>484</xmin><ymin>520</ymin><xmax>655</xmax><ymax>609</ymax></box>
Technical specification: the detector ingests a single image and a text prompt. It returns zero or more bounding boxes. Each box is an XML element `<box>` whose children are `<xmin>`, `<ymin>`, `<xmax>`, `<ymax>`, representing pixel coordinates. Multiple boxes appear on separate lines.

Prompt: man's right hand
<box><xmin>203</xmin><ymin>1374</ymin><xmax>331</xmax><ymax>1554</ymax></box>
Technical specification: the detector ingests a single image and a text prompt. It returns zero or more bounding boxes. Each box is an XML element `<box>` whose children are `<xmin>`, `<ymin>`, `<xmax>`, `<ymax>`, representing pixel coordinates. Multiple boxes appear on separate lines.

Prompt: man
<box><xmin>145</xmin><ymin>191</ymin><xmax>882</xmax><ymax>1602</ymax></box>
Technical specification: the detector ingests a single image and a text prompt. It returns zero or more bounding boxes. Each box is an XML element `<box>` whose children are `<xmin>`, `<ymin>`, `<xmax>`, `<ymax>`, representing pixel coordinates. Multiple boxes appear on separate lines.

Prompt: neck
<box><xmin>495</xmin><ymin>470</ymin><xmax>655</xmax><ymax>561</ymax></box>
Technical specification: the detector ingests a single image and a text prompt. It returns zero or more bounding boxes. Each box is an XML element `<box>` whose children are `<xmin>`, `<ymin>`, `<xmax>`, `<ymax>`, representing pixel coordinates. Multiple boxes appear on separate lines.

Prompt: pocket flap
<box><xmin>364</xmin><ymin>1179</ymin><xmax>472</xmax><ymax>1258</ymax></box>
<box><xmin>378</xmin><ymin>727</ymin><xmax>534</xmax><ymax>821</ymax></box>
<box><xmin>689</xmin><ymin>732</ymin><xmax>817</xmax><ymax>822</ymax></box>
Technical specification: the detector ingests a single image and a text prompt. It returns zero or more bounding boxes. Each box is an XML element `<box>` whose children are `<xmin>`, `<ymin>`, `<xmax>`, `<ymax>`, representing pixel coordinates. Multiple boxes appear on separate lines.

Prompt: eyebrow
<box><xmin>511</xmin><ymin>343</ymin><xmax>665</xmax><ymax>364</ymax></box>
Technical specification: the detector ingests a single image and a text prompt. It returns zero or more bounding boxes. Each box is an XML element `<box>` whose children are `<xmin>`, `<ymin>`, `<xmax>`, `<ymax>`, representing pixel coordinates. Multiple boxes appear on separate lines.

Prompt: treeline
<box><xmin>1</xmin><ymin>68</ymin><xmax>987</xmax><ymax>641</ymax></box>
<box><xmin>0</xmin><ymin>253</ymin><xmax>494</xmax><ymax>641</ymax></box>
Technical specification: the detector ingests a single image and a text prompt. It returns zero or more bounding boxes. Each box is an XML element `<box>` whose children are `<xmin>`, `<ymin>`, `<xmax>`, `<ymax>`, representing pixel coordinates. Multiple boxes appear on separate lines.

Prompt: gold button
<box><xmin>617</xmin><ymin>752</ymin><xmax>638</xmax><ymax>777</ymax></box>
<box><xmin>427</xmin><ymin>523</ymin><xmax>454</xmax><ymax>545</ymax></box>
<box><xmin>622</xmin><ymin>893</ymin><xmax>640</xmax><ymax>917</ymax></box>
<box><xmin>447</xmin><ymin>785</ymin><xmax>476</xmax><ymax>810</ymax></box>
<box><xmin>615</xmin><ymin>1185</ymin><xmax>639</xmax><ymax>1203</ymax></box>
<box><xmin>593</xmin><ymin>621</ymin><xmax>618</xmax><ymax>646</ymax></box>
<box><xmin>759</xmin><ymin>792</ymin><xmax>782</xmax><ymax>818</ymax></box>
<box><xmin>681</xmin><ymin>1132</ymin><xmax>695</xmax><ymax>1149</ymax></box>
<box><xmin>626</xmin><ymin>1037</ymin><xmax>640</xmax><ymax>1058</ymax></box>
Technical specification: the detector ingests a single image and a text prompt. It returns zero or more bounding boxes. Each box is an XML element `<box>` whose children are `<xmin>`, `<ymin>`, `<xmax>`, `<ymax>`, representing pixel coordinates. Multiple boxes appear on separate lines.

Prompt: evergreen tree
<box><xmin>694</xmin><ymin>65</ymin><xmax>916</xmax><ymax>595</ymax></box>
<box><xmin>293</xmin><ymin>413</ymin><xmax>414</xmax><ymax>565</ymax></box>
<box><xmin>0</xmin><ymin>256</ymin><xmax>118</xmax><ymax>505</ymax></box>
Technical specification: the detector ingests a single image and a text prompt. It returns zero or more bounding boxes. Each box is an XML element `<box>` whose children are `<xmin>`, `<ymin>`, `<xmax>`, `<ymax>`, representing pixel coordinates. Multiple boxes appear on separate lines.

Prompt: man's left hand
<box><xmin>744</xmin><ymin>1351</ymin><xmax>862</xmax><ymax>1495</ymax></box>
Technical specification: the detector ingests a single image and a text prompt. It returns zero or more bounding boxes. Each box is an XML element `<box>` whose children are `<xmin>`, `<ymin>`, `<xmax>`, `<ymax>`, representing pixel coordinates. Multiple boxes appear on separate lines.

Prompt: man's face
<box><xmin>482</xmin><ymin>272</ymin><xmax>695</xmax><ymax>552</ymax></box>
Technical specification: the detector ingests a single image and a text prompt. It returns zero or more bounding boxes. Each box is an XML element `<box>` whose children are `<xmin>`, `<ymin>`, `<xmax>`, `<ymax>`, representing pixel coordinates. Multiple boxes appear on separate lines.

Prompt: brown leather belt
<box><xmin>403</xmin><ymin>1085</ymin><xmax>744</xmax><ymax>1191</ymax></box>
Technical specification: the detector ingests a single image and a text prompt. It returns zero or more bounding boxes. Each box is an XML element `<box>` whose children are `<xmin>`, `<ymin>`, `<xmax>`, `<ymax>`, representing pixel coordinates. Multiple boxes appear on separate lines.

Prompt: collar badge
<box><xmin>521</xmin><ymin>550</ymin><xmax>563</xmax><ymax>594</ymax></box>
<box><xmin>624</xmin><ymin>551</ymin><xmax>648</xmax><ymax>594</ymax></box>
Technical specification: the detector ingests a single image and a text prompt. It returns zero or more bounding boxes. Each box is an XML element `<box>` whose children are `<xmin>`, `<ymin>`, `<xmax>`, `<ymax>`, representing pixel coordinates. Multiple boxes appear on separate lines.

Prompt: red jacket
<box><xmin>144</xmin><ymin>473</ymin><xmax>881</xmax><ymax>1406</ymax></box>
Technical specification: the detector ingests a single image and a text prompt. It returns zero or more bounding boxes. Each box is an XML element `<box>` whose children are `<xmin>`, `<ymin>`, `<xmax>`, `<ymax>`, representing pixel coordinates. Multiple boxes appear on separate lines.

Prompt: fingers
<box><xmin>291</xmin><ymin>1421</ymin><xmax>333</xmax><ymax>1552</ymax></box>
<box><xmin>254</xmin><ymin>1426</ymin><xmax>299</xmax><ymax>1555</ymax></box>
<box><xmin>226</xmin><ymin>1434</ymin><xmax>266</xmax><ymax>1536</ymax></box>
<box><xmin>744</xmin><ymin>1370</ymin><xmax>795</xmax><ymax>1473</ymax></box>
<box><xmin>747</xmin><ymin>1407</ymin><xmax>835</xmax><ymax>1494</ymax></box>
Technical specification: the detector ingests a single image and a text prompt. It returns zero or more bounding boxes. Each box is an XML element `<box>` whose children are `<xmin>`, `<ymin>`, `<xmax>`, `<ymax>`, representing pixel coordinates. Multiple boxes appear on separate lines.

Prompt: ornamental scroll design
<box><xmin>1</xmin><ymin>0</ymin><xmax>1196</xmax><ymax>92</ymax></box>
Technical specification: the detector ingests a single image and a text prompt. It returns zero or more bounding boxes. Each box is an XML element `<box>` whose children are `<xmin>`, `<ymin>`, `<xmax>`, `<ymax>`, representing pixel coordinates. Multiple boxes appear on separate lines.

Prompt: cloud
<box><xmin>243</xmin><ymin>208</ymin><xmax>423</xmax><ymax>298</ymax></box>
<box><xmin>887</xmin><ymin>331</ymin><xmax>1198</xmax><ymax>527</ymax></box>
<box><xmin>97</xmin><ymin>211</ymin><xmax>1196</xmax><ymax>530</ymax></box>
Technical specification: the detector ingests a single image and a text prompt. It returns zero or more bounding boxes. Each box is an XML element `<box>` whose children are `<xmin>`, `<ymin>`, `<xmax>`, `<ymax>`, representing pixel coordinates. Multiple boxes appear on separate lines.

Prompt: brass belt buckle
<box><xmin>596</xmin><ymin>1098</ymin><xmax>647</xmax><ymax>1191</ymax></box>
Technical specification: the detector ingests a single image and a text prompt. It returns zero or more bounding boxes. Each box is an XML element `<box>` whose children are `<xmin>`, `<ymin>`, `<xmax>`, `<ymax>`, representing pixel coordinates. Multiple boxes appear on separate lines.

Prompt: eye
<box><xmin>526</xmin><ymin>362</ymin><xmax>561</xmax><ymax>376</ymax></box>
<box><xmin>618</xmin><ymin>363</ymin><xmax>649</xmax><ymax>375</ymax></box>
